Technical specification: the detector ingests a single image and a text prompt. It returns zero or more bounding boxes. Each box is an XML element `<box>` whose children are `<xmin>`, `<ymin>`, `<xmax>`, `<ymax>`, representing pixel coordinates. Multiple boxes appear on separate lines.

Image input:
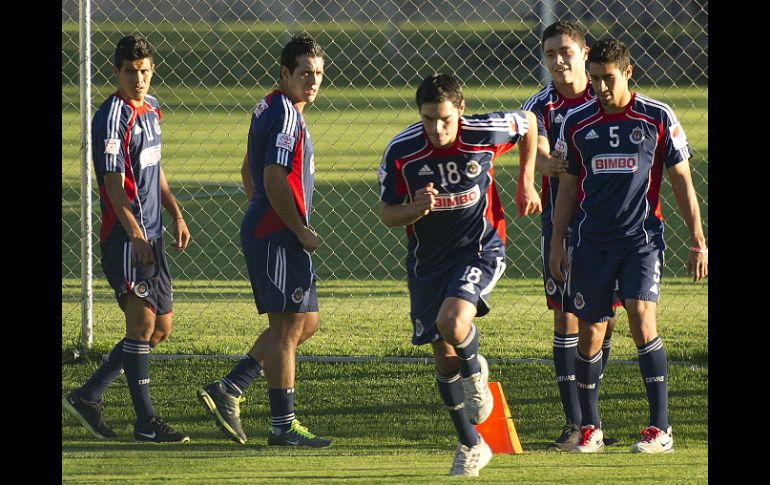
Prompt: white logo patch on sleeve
<box><xmin>276</xmin><ymin>133</ymin><xmax>296</xmax><ymax>151</ymax></box>
<box><xmin>668</xmin><ymin>122</ymin><xmax>688</xmax><ymax>150</ymax></box>
<box><xmin>376</xmin><ymin>165</ymin><xmax>387</xmax><ymax>183</ymax></box>
<box><xmin>105</xmin><ymin>138</ymin><xmax>120</xmax><ymax>155</ymax></box>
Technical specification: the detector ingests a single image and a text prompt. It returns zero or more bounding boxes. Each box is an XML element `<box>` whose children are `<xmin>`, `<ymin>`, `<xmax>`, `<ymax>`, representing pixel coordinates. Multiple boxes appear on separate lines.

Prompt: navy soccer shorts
<box><xmin>408</xmin><ymin>249</ymin><xmax>506</xmax><ymax>345</ymax></box>
<box><xmin>100</xmin><ymin>237</ymin><xmax>173</xmax><ymax>315</ymax></box>
<box><xmin>542</xmin><ymin>234</ymin><xmax>623</xmax><ymax>314</ymax></box>
<box><xmin>567</xmin><ymin>240</ymin><xmax>664</xmax><ymax>323</ymax></box>
<box><xmin>241</xmin><ymin>236</ymin><xmax>319</xmax><ymax>314</ymax></box>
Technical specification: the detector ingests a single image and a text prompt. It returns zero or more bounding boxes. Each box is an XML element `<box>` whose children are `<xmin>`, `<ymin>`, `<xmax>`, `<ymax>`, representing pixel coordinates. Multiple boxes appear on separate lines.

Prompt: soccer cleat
<box><xmin>62</xmin><ymin>391</ymin><xmax>117</xmax><ymax>440</ymax></box>
<box><xmin>196</xmin><ymin>381</ymin><xmax>247</xmax><ymax>444</ymax></box>
<box><xmin>461</xmin><ymin>354</ymin><xmax>493</xmax><ymax>425</ymax></box>
<box><xmin>448</xmin><ymin>435</ymin><xmax>493</xmax><ymax>477</ymax></box>
<box><xmin>267</xmin><ymin>419</ymin><xmax>332</xmax><ymax>447</ymax></box>
<box><xmin>547</xmin><ymin>422</ymin><xmax>581</xmax><ymax>452</ymax></box>
<box><xmin>134</xmin><ymin>416</ymin><xmax>190</xmax><ymax>443</ymax></box>
<box><xmin>630</xmin><ymin>426</ymin><xmax>673</xmax><ymax>454</ymax></box>
<box><xmin>571</xmin><ymin>425</ymin><xmax>605</xmax><ymax>453</ymax></box>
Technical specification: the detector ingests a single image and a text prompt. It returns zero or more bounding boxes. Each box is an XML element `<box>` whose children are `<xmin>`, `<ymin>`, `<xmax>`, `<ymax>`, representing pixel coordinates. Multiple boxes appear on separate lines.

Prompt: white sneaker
<box><xmin>630</xmin><ymin>426</ymin><xmax>673</xmax><ymax>453</ymax></box>
<box><xmin>571</xmin><ymin>425</ymin><xmax>605</xmax><ymax>453</ymax></box>
<box><xmin>448</xmin><ymin>435</ymin><xmax>493</xmax><ymax>477</ymax></box>
<box><xmin>461</xmin><ymin>354</ymin><xmax>493</xmax><ymax>424</ymax></box>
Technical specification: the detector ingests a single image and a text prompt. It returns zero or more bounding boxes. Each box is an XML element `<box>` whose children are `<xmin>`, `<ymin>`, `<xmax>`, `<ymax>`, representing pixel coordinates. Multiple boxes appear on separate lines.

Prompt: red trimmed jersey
<box><xmin>377</xmin><ymin>111</ymin><xmax>529</xmax><ymax>278</ymax></box>
<box><xmin>522</xmin><ymin>82</ymin><xmax>594</xmax><ymax>238</ymax></box>
<box><xmin>92</xmin><ymin>92</ymin><xmax>164</xmax><ymax>243</ymax></box>
<box><xmin>555</xmin><ymin>93</ymin><xmax>692</xmax><ymax>249</ymax></box>
<box><xmin>241</xmin><ymin>90</ymin><xmax>315</xmax><ymax>246</ymax></box>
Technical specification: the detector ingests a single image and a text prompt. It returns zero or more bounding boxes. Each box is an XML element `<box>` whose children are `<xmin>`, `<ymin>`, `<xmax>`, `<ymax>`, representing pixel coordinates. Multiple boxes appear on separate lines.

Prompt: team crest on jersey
<box><xmin>254</xmin><ymin>99</ymin><xmax>269</xmax><ymax>119</ymax></box>
<box><xmin>414</xmin><ymin>318</ymin><xmax>424</xmax><ymax>337</ymax></box>
<box><xmin>574</xmin><ymin>292</ymin><xmax>585</xmax><ymax>310</ymax></box>
<box><xmin>153</xmin><ymin>118</ymin><xmax>162</xmax><ymax>135</ymax></box>
<box><xmin>592</xmin><ymin>154</ymin><xmax>638</xmax><ymax>173</ymax></box>
<box><xmin>291</xmin><ymin>287</ymin><xmax>304</xmax><ymax>304</ymax></box>
<box><xmin>134</xmin><ymin>281</ymin><xmax>150</xmax><ymax>298</ymax></box>
<box><xmin>433</xmin><ymin>185</ymin><xmax>481</xmax><ymax>211</ymax></box>
<box><xmin>105</xmin><ymin>138</ymin><xmax>120</xmax><ymax>155</ymax></box>
<box><xmin>276</xmin><ymin>133</ymin><xmax>296</xmax><ymax>151</ymax></box>
<box><xmin>554</xmin><ymin>138</ymin><xmax>568</xmax><ymax>157</ymax></box>
<box><xmin>545</xmin><ymin>278</ymin><xmax>557</xmax><ymax>296</ymax></box>
<box><xmin>465</xmin><ymin>160</ymin><xmax>482</xmax><ymax>178</ymax></box>
<box><xmin>629</xmin><ymin>127</ymin><xmax>644</xmax><ymax>144</ymax></box>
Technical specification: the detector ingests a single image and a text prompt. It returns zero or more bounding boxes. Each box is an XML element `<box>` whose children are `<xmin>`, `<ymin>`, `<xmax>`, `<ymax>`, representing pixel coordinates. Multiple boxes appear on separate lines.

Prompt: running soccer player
<box><xmin>521</xmin><ymin>20</ymin><xmax>619</xmax><ymax>451</ymax></box>
<box><xmin>378</xmin><ymin>73</ymin><xmax>540</xmax><ymax>476</ymax></box>
<box><xmin>62</xmin><ymin>35</ymin><xmax>191</xmax><ymax>443</ymax></box>
<box><xmin>197</xmin><ymin>34</ymin><xmax>331</xmax><ymax>448</ymax></box>
<box><xmin>549</xmin><ymin>39</ymin><xmax>708</xmax><ymax>454</ymax></box>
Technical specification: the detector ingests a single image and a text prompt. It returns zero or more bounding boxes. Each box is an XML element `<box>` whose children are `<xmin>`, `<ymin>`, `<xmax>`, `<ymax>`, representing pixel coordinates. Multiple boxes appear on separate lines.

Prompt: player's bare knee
<box><xmin>554</xmin><ymin>310</ymin><xmax>578</xmax><ymax>334</ymax></box>
<box><xmin>578</xmin><ymin>320</ymin><xmax>607</xmax><ymax>355</ymax></box>
<box><xmin>436</xmin><ymin>316</ymin><xmax>469</xmax><ymax>345</ymax></box>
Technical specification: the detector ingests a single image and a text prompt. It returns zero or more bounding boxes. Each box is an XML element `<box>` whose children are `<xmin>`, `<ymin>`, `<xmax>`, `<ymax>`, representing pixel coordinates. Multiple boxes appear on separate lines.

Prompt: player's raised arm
<box><xmin>515</xmin><ymin>110</ymin><xmax>542</xmax><ymax>217</ymax></box>
<box><xmin>667</xmin><ymin>160</ymin><xmax>708</xmax><ymax>282</ymax></box>
<box><xmin>379</xmin><ymin>182</ymin><xmax>439</xmax><ymax>227</ymax></box>
<box><xmin>548</xmin><ymin>167</ymin><xmax>578</xmax><ymax>282</ymax></box>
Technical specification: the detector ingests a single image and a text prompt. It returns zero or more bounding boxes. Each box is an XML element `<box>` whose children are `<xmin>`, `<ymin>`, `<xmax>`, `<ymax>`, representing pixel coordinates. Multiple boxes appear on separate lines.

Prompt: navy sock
<box><xmin>79</xmin><ymin>338</ymin><xmax>126</xmax><ymax>402</ymax></box>
<box><xmin>637</xmin><ymin>337</ymin><xmax>669</xmax><ymax>430</ymax></box>
<box><xmin>575</xmin><ymin>350</ymin><xmax>603</xmax><ymax>427</ymax></box>
<box><xmin>123</xmin><ymin>339</ymin><xmax>155</xmax><ymax>426</ymax></box>
<box><xmin>222</xmin><ymin>355</ymin><xmax>263</xmax><ymax>397</ymax></box>
<box><xmin>454</xmin><ymin>324</ymin><xmax>481</xmax><ymax>378</ymax></box>
<box><xmin>553</xmin><ymin>333</ymin><xmax>581</xmax><ymax>425</ymax></box>
<box><xmin>436</xmin><ymin>371</ymin><xmax>479</xmax><ymax>447</ymax></box>
<box><xmin>600</xmin><ymin>337</ymin><xmax>612</xmax><ymax>379</ymax></box>
<box><xmin>268</xmin><ymin>388</ymin><xmax>296</xmax><ymax>430</ymax></box>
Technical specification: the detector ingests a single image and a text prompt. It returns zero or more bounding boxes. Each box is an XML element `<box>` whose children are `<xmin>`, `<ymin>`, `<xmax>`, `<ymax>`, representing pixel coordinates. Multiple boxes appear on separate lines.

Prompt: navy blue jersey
<box><xmin>522</xmin><ymin>82</ymin><xmax>594</xmax><ymax>237</ymax></box>
<box><xmin>555</xmin><ymin>93</ymin><xmax>692</xmax><ymax>249</ymax></box>
<box><xmin>241</xmin><ymin>90</ymin><xmax>316</xmax><ymax>246</ymax></box>
<box><xmin>377</xmin><ymin>112</ymin><xmax>529</xmax><ymax>278</ymax></box>
<box><xmin>92</xmin><ymin>92</ymin><xmax>164</xmax><ymax>243</ymax></box>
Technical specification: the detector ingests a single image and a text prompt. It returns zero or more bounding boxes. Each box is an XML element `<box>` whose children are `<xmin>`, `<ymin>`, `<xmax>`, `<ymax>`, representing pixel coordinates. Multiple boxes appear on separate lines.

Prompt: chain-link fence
<box><xmin>62</xmin><ymin>0</ymin><xmax>707</xmax><ymax>359</ymax></box>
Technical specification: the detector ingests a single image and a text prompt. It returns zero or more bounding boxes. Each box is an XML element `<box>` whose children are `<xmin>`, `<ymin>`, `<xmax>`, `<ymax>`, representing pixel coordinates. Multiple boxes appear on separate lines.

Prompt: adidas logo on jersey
<box><xmin>554</xmin><ymin>113</ymin><xmax>565</xmax><ymax>123</ymax></box>
<box><xmin>460</xmin><ymin>282</ymin><xmax>476</xmax><ymax>294</ymax></box>
<box><xmin>585</xmin><ymin>129</ymin><xmax>599</xmax><ymax>140</ymax></box>
<box><xmin>418</xmin><ymin>164</ymin><xmax>434</xmax><ymax>176</ymax></box>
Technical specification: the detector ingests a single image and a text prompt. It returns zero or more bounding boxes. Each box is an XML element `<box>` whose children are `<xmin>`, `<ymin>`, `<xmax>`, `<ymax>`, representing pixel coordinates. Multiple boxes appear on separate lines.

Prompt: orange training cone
<box><xmin>474</xmin><ymin>381</ymin><xmax>524</xmax><ymax>454</ymax></box>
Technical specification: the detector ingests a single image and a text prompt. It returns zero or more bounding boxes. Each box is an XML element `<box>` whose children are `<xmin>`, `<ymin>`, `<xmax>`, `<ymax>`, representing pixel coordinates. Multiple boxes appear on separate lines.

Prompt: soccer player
<box><xmin>521</xmin><ymin>20</ymin><xmax>619</xmax><ymax>451</ymax></box>
<box><xmin>62</xmin><ymin>35</ymin><xmax>191</xmax><ymax>443</ymax></box>
<box><xmin>378</xmin><ymin>73</ymin><xmax>540</xmax><ymax>476</ymax></box>
<box><xmin>549</xmin><ymin>39</ymin><xmax>708</xmax><ymax>453</ymax></box>
<box><xmin>196</xmin><ymin>34</ymin><xmax>331</xmax><ymax>448</ymax></box>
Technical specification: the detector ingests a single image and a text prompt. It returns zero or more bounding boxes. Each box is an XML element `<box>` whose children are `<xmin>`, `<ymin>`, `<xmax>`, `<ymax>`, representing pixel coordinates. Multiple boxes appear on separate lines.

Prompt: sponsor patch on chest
<box><xmin>591</xmin><ymin>153</ymin><xmax>638</xmax><ymax>173</ymax></box>
<box><xmin>432</xmin><ymin>185</ymin><xmax>481</xmax><ymax>211</ymax></box>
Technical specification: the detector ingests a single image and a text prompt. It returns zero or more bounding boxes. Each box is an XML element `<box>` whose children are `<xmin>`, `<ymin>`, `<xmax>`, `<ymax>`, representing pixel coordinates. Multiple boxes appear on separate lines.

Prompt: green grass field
<box><xmin>62</xmin><ymin>84</ymin><xmax>707</xmax><ymax>482</ymax></box>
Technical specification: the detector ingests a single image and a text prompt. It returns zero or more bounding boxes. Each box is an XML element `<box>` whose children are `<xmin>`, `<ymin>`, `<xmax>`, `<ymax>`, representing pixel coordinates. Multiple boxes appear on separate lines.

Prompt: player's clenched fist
<box><xmin>412</xmin><ymin>182</ymin><xmax>438</xmax><ymax>217</ymax></box>
<box><xmin>298</xmin><ymin>226</ymin><xmax>321</xmax><ymax>253</ymax></box>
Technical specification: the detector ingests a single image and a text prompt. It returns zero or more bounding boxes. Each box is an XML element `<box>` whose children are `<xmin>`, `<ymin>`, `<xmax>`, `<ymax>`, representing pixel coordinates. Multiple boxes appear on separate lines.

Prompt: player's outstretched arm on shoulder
<box><xmin>667</xmin><ymin>160</ymin><xmax>708</xmax><ymax>282</ymax></box>
<box><xmin>380</xmin><ymin>182</ymin><xmax>438</xmax><ymax>227</ymax></box>
<box><xmin>516</xmin><ymin>110</ymin><xmax>542</xmax><ymax>217</ymax></box>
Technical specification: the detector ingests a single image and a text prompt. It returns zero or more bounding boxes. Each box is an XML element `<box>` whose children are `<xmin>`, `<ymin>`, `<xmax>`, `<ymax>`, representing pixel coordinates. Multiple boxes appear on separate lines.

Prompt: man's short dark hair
<box><xmin>541</xmin><ymin>20</ymin><xmax>587</xmax><ymax>49</ymax></box>
<box><xmin>280</xmin><ymin>34</ymin><xmax>324</xmax><ymax>75</ymax></box>
<box><xmin>415</xmin><ymin>74</ymin><xmax>464</xmax><ymax>109</ymax></box>
<box><xmin>114</xmin><ymin>35</ymin><xmax>153</xmax><ymax>68</ymax></box>
<box><xmin>587</xmin><ymin>38</ymin><xmax>631</xmax><ymax>71</ymax></box>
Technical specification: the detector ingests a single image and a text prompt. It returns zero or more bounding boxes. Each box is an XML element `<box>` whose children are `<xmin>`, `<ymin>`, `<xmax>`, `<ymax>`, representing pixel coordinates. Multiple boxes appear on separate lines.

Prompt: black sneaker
<box><xmin>134</xmin><ymin>416</ymin><xmax>190</xmax><ymax>443</ymax></box>
<box><xmin>547</xmin><ymin>423</ymin><xmax>581</xmax><ymax>452</ymax></box>
<box><xmin>196</xmin><ymin>381</ymin><xmax>247</xmax><ymax>444</ymax></box>
<box><xmin>603</xmin><ymin>436</ymin><xmax>619</xmax><ymax>446</ymax></box>
<box><xmin>62</xmin><ymin>391</ymin><xmax>117</xmax><ymax>439</ymax></box>
<box><xmin>267</xmin><ymin>419</ymin><xmax>331</xmax><ymax>447</ymax></box>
